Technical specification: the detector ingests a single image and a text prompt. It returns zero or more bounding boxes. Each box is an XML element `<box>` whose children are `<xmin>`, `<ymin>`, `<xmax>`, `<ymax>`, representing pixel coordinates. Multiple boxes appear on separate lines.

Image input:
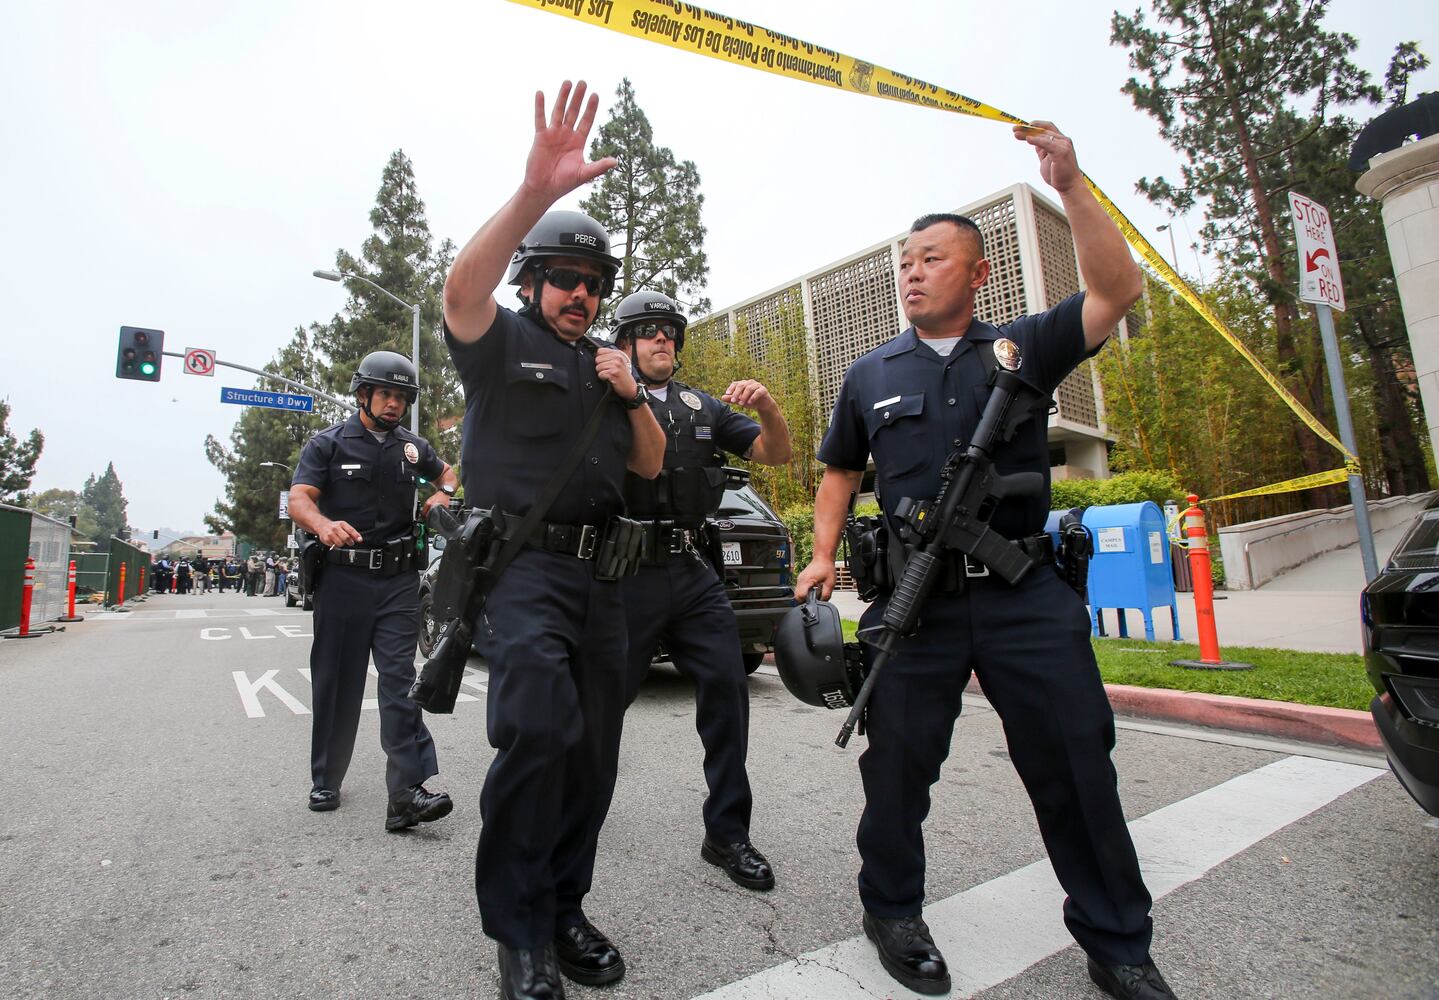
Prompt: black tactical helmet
<box><xmin>773</xmin><ymin>588</ymin><xmax>866</xmax><ymax>710</ymax></box>
<box><xmin>612</xmin><ymin>289</ymin><xmax>689</xmax><ymax>351</ymax></box>
<box><xmin>350</xmin><ymin>350</ymin><xmax>418</xmax><ymax>404</ymax></box>
<box><xmin>505</xmin><ymin>210</ymin><xmax>621</xmax><ymax>299</ymax></box>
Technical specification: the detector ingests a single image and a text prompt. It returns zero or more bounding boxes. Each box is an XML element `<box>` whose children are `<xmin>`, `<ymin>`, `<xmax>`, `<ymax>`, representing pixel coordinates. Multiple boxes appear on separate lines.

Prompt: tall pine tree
<box><xmin>207</xmin><ymin>152</ymin><xmax>463</xmax><ymax>545</ymax></box>
<box><xmin>1112</xmin><ymin>0</ymin><xmax>1380</xmax><ymax>487</ymax></box>
<box><xmin>581</xmin><ymin>78</ymin><xmax>710</xmax><ymax>324</ymax></box>
<box><xmin>319</xmin><ymin>150</ymin><xmax>460</xmax><ymax>448</ymax></box>
<box><xmin>81</xmin><ymin>463</ymin><xmax>129</xmax><ymax>550</ymax></box>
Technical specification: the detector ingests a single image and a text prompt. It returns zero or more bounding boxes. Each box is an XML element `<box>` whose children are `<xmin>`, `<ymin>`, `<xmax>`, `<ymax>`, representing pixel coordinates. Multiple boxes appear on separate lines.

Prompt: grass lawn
<box><xmin>839</xmin><ymin>620</ymin><xmax>1373</xmax><ymax>711</ymax></box>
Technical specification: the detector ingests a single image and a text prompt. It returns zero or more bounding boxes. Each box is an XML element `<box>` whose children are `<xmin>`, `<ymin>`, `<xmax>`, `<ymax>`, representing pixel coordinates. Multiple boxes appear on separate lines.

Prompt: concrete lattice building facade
<box><xmin>698</xmin><ymin>183</ymin><xmax>1142</xmax><ymax>481</ymax></box>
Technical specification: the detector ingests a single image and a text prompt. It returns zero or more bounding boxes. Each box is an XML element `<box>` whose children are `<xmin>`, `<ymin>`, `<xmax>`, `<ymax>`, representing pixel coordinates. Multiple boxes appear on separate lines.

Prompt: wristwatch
<box><xmin>437</xmin><ymin>483</ymin><xmax>457</xmax><ymax>497</ymax></box>
<box><xmin>621</xmin><ymin>384</ymin><xmax>650</xmax><ymax>410</ymax></box>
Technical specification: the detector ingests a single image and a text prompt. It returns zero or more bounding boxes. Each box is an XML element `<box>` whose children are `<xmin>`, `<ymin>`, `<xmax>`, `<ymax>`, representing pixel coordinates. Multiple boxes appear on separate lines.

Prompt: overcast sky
<box><xmin>2</xmin><ymin>0</ymin><xmax>1432</xmax><ymax>535</ymax></box>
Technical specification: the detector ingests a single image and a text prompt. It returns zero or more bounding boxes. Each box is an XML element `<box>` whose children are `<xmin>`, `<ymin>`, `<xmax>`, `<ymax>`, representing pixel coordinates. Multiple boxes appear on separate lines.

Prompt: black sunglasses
<box><xmin>542</xmin><ymin>266</ymin><xmax>606</xmax><ymax>297</ymax></box>
<box><xmin>629</xmin><ymin>322</ymin><xmax>680</xmax><ymax>341</ymax></box>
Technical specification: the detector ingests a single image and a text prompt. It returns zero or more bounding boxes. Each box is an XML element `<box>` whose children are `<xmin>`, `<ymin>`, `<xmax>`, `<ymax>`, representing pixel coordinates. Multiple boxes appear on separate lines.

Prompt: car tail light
<box><xmin>1388</xmin><ymin>674</ymin><xmax>1439</xmax><ymax>727</ymax></box>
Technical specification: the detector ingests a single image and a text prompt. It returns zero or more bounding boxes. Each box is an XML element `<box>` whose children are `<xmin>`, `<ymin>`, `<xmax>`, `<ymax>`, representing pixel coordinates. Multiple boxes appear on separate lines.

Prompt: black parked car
<box><xmin>1360</xmin><ymin>495</ymin><xmax>1439</xmax><ymax>816</ymax></box>
<box><xmin>417</xmin><ymin>480</ymin><xmax>795</xmax><ymax>673</ymax></box>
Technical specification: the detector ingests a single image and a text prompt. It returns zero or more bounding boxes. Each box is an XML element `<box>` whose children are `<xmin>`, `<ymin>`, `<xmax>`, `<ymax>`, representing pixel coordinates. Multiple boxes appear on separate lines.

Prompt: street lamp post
<box><xmin>1156</xmin><ymin>223</ymin><xmax>1180</xmax><ymax>272</ymax></box>
<box><xmin>313</xmin><ymin>269</ymin><xmax>422</xmax><ymax>434</ymax></box>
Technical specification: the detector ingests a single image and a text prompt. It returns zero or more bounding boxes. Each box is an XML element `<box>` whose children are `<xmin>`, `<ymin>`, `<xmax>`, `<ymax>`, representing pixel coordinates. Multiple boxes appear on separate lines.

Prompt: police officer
<box><xmin>441</xmin><ymin>81</ymin><xmax>665</xmax><ymax>1000</ymax></box>
<box><xmin>795</xmin><ymin>123</ymin><xmax>1178</xmax><ymax>1000</ymax></box>
<box><xmin>609</xmin><ymin>290</ymin><xmax>792</xmax><ymax>891</ymax></box>
<box><xmin>288</xmin><ymin>350</ymin><xmax>460</xmax><ymax>831</ymax></box>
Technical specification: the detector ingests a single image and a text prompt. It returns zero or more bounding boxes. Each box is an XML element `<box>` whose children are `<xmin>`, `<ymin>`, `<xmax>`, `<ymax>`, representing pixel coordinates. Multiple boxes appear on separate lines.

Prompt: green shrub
<box><xmin>1050</xmin><ymin>469</ymin><xmax>1186</xmax><ymax>511</ymax></box>
<box><xmin>780</xmin><ymin>505</ymin><xmax>815</xmax><ymax>568</ymax></box>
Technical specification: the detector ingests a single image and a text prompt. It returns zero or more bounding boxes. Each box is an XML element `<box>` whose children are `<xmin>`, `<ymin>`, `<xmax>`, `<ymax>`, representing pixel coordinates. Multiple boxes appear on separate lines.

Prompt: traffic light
<box><xmin>116</xmin><ymin>326</ymin><xmax>165</xmax><ymax>381</ymax></box>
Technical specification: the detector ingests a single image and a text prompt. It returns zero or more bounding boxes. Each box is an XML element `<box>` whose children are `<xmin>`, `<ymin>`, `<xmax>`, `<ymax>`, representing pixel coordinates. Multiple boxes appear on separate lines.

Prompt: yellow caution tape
<box><xmin>508</xmin><ymin>0</ymin><xmax>1358</xmax><ymax>468</ymax></box>
<box><xmin>1199</xmin><ymin>467</ymin><xmax>1351</xmax><ymax>505</ymax></box>
<box><xmin>1082</xmin><ymin>181</ymin><xmax>1354</xmax><ymax>463</ymax></box>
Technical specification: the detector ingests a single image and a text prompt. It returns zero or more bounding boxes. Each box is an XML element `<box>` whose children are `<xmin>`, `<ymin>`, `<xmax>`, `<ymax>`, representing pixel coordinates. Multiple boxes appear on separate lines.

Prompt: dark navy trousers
<box><xmin>473</xmin><ymin>550</ymin><xmax>628</xmax><ymax>948</ymax></box>
<box><xmin>856</xmin><ymin>567</ymin><xmax>1154</xmax><ymax>966</ymax></box>
<box><xmin>620</xmin><ymin>553</ymin><xmax>753</xmax><ymax>843</ymax></box>
<box><xmin>309</xmin><ymin>565</ymin><xmax>437</xmax><ymax>797</ymax></box>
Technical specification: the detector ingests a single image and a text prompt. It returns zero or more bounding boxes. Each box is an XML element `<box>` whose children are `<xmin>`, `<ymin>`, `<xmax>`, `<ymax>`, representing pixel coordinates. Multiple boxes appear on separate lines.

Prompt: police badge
<box><xmin>679</xmin><ymin>390</ymin><xmax>702</xmax><ymax>411</ymax></box>
<box><xmin>993</xmin><ymin>338</ymin><xmax>1022</xmax><ymax>372</ymax></box>
<box><xmin>403</xmin><ymin>442</ymin><xmax>420</xmax><ymax>465</ymax></box>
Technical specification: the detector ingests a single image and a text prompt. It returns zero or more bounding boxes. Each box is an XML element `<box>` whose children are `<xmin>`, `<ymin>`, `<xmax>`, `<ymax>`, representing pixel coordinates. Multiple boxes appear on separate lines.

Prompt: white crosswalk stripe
<box><xmin>690</xmin><ymin>756</ymin><xmax>1383</xmax><ymax>999</ymax></box>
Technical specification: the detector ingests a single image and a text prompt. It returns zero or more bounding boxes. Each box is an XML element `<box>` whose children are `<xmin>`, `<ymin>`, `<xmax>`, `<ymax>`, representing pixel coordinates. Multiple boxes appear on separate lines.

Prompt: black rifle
<box><xmin>835</xmin><ymin>366</ymin><xmax>1048</xmax><ymax>748</ymax></box>
<box><xmin>408</xmin><ymin>504</ymin><xmax>500</xmax><ymax>712</ymax></box>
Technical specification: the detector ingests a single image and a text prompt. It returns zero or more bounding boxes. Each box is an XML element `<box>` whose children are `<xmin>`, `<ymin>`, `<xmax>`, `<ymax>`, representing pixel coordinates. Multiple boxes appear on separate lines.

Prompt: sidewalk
<box><xmin>823</xmin><ymin>534</ymin><xmax>1391</xmax><ymax>752</ymax></box>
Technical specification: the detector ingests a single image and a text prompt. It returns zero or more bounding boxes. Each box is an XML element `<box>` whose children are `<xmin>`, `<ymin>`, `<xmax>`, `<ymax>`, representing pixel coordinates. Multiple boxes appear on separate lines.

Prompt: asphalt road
<box><xmin>2</xmin><ymin>591</ymin><xmax>1436</xmax><ymax>1000</ymax></box>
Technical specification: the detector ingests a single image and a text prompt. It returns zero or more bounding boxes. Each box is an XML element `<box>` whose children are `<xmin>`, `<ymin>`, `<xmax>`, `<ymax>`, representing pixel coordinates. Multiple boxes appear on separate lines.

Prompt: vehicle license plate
<box><xmin>722</xmin><ymin>542</ymin><xmax>743</xmax><ymax>566</ymax></box>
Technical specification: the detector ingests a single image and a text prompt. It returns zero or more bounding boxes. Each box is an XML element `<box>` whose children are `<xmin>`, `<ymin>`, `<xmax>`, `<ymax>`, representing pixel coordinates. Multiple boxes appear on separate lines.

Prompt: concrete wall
<box><xmin>1218</xmin><ymin>492</ymin><xmax>1435</xmax><ymax>590</ymax></box>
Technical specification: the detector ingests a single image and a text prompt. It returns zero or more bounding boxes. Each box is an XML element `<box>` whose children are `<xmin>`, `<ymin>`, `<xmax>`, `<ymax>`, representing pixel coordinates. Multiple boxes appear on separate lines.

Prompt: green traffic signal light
<box><xmin>116</xmin><ymin>326</ymin><xmax>165</xmax><ymax>382</ymax></box>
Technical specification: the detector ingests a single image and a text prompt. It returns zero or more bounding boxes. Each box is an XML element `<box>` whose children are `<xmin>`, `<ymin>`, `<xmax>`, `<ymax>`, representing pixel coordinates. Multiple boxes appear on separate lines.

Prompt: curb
<box><xmin>767</xmin><ymin>656</ymin><xmax>1383</xmax><ymax>753</ymax></box>
<box><xmin>959</xmin><ymin>677</ymin><xmax>1381</xmax><ymax>752</ymax></box>
<box><xmin>1101</xmin><ymin>683</ymin><xmax>1382</xmax><ymax>752</ymax></box>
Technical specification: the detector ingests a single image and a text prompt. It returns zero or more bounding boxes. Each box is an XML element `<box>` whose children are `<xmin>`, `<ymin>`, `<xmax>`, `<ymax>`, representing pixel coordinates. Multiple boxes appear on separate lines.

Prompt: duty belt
<box><xmin>953</xmin><ymin>534</ymin><xmax>1055</xmax><ymax>581</ymax></box>
<box><xmin>635</xmin><ymin>520</ymin><xmax>702</xmax><ymax>566</ymax></box>
<box><xmin>482</xmin><ymin>509</ymin><xmax>644</xmax><ymax>579</ymax></box>
<box><xmin>532</xmin><ymin>521</ymin><xmax>603</xmax><ymax>560</ymax></box>
<box><xmin>324</xmin><ymin>538</ymin><xmax>418</xmax><ymax>575</ymax></box>
<box><xmin>485</xmin><ymin>511</ymin><xmax>604</xmax><ymax>560</ymax></box>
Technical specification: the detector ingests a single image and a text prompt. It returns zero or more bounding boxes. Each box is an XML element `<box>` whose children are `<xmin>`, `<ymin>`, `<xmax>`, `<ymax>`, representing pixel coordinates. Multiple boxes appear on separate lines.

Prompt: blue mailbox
<box><xmin>1046</xmin><ymin>501</ymin><xmax>1180</xmax><ymax>642</ymax></box>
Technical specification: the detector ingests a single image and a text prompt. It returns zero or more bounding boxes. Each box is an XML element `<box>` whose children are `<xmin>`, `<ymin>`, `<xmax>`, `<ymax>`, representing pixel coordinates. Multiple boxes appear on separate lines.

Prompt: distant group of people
<box><xmin>149</xmin><ymin>553</ymin><xmax>291</xmax><ymax>596</ymax></box>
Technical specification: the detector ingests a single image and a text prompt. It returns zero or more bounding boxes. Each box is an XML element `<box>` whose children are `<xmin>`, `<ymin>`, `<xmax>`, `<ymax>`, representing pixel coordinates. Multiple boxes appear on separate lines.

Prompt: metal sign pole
<box><xmin>162</xmin><ymin>351</ymin><xmax>355</xmax><ymax>410</ymax></box>
<box><xmin>1315</xmin><ymin>303</ymin><xmax>1380</xmax><ymax>582</ymax></box>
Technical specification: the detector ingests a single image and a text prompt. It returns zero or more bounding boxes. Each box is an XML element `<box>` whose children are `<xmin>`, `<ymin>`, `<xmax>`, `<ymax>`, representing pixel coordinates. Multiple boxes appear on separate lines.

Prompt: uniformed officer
<box><xmin>441</xmin><ymin>81</ymin><xmax>665</xmax><ymax>1000</ymax></box>
<box><xmin>795</xmin><ymin>123</ymin><xmax>1178</xmax><ymax>1000</ymax></box>
<box><xmin>608</xmin><ymin>290</ymin><xmax>792</xmax><ymax>891</ymax></box>
<box><xmin>288</xmin><ymin>350</ymin><xmax>460</xmax><ymax>831</ymax></box>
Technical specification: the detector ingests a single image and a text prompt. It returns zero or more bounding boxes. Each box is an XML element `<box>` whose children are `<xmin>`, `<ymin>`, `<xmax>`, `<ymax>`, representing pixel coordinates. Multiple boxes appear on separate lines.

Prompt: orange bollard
<box><xmin>1170</xmin><ymin>495</ymin><xmax>1251</xmax><ymax>671</ymax></box>
<box><xmin>4</xmin><ymin>557</ymin><xmax>46</xmax><ymax>639</ymax></box>
<box><xmin>118</xmin><ymin>563</ymin><xmax>128</xmax><ymax>609</ymax></box>
<box><xmin>58</xmin><ymin>560</ymin><xmax>84</xmax><ymax>622</ymax></box>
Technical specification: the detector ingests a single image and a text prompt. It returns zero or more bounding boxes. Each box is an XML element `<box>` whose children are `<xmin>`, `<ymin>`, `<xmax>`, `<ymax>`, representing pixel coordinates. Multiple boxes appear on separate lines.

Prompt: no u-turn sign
<box><xmin>1287</xmin><ymin>192</ymin><xmax>1346</xmax><ymax>313</ymax></box>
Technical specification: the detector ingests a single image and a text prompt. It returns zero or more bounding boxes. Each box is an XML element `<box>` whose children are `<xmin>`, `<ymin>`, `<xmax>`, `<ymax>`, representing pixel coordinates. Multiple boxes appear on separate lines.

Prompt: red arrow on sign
<box><xmin>1304</xmin><ymin>247</ymin><xmax>1330</xmax><ymax>272</ymax></box>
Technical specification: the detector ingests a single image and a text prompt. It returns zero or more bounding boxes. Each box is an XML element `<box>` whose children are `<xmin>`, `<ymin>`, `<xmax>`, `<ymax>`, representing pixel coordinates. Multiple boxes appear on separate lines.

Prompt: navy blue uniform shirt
<box><xmin>818</xmin><ymin>292</ymin><xmax>1091</xmax><ymax>539</ymax></box>
<box><xmin>293</xmin><ymin>411</ymin><xmax>445</xmax><ymax>546</ymax></box>
<box><xmin>445</xmin><ymin>306</ymin><xmax>634</xmax><ymax>525</ymax></box>
<box><xmin>623</xmin><ymin>380</ymin><xmax>760</xmax><ymax>521</ymax></box>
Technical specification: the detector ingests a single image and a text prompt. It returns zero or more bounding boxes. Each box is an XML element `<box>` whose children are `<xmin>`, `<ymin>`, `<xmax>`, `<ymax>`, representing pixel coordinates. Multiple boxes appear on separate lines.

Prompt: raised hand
<box><xmin>523</xmin><ymin>80</ymin><xmax>618</xmax><ymax>204</ymax></box>
<box><xmin>1013</xmin><ymin>120</ymin><xmax>1079</xmax><ymax>194</ymax></box>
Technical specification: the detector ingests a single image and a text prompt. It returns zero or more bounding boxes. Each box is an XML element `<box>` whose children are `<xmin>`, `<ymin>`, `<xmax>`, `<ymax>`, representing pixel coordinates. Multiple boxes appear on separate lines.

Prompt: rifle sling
<box><xmin>480</xmin><ymin>385</ymin><xmax>617</xmax><ymax>594</ymax></box>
